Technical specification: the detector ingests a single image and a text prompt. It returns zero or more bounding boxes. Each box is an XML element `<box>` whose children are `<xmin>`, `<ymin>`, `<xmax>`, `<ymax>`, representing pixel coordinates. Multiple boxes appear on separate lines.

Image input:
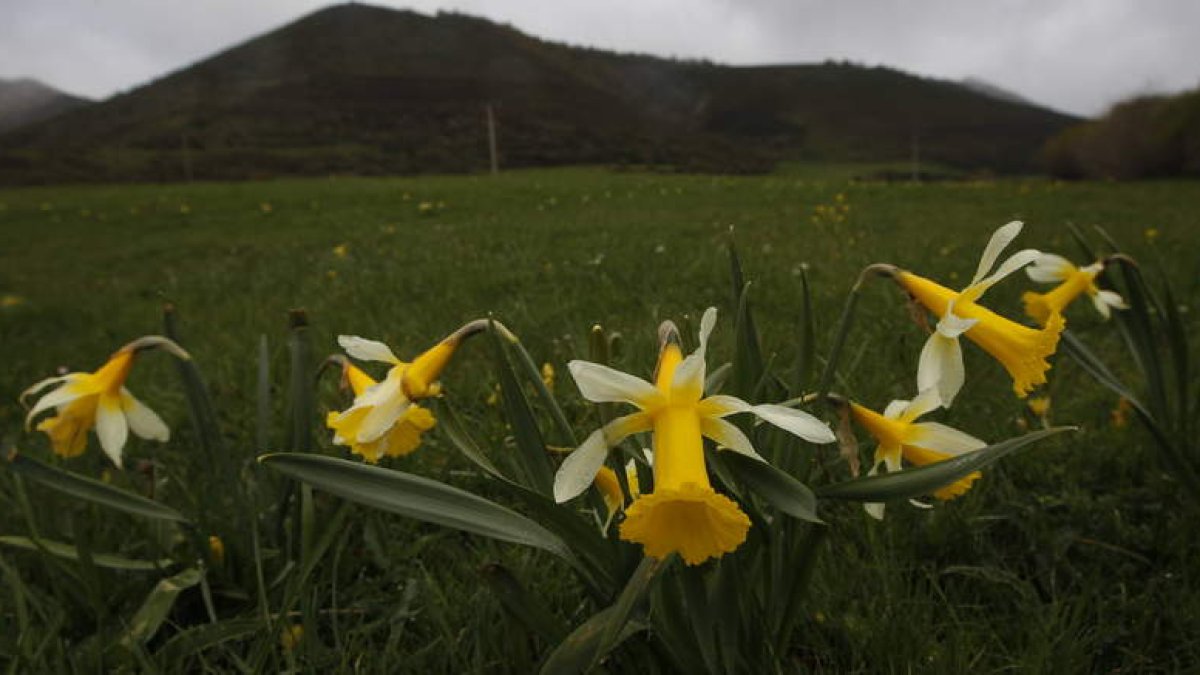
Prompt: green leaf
<box><xmin>488</xmin><ymin>321</ymin><xmax>555</xmax><ymax>496</ymax></box>
<box><xmin>120</xmin><ymin>567</ymin><xmax>203</xmax><ymax>647</ymax></box>
<box><xmin>286</xmin><ymin>310</ymin><xmax>313</xmax><ymax>453</ymax></box>
<box><xmin>5</xmin><ymin>452</ymin><xmax>189</xmax><ymax>523</ymax></box>
<box><xmin>540</xmin><ymin>556</ymin><xmax>663</xmax><ymax>674</ymax></box>
<box><xmin>817</xmin><ymin>280</ymin><xmax>862</xmax><ymax>402</ymax></box>
<box><xmin>0</xmin><ymin>536</ymin><xmax>172</xmax><ymax>572</ymax></box>
<box><xmin>163</xmin><ymin>304</ymin><xmax>225</xmax><ymax>466</ymax></box>
<box><xmin>792</xmin><ymin>267</ymin><xmax>817</xmax><ymax>395</ymax></box>
<box><xmin>732</xmin><ymin>282</ymin><xmax>765</xmax><ymax>401</ymax></box>
<box><xmin>259</xmin><ymin>453</ymin><xmax>575</xmax><ymax>564</ymax></box>
<box><xmin>436</xmin><ymin>399</ymin><xmax>510</xmax><ymax>483</ymax></box>
<box><xmin>722</xmin><ymin>452</ymin><xmax>822</xmax><ymax>524</ymax></box>
<box><xmin>816</xmin><ymin>428</ymin><xmax>1072</xmax><ymax>501</ymax></box>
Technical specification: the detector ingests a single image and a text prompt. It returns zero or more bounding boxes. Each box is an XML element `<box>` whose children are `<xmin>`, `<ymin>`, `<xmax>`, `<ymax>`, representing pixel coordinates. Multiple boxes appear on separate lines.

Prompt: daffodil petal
<box><xmin>120</xmin><ymin>389</ymin><xmax>169</xmax><ymax>442</ymax></box>
<box><xmin>1091</xmin><ymin>291</ymin><xmax>1112</xmax><ymax>318</ymax></box>
<box><xmin>974</xmin><ymin>248</ymin><xmax>1042</xmax><ymax>294</ymax></box>
<box><xmin>348</xmin><ymin>370</ymin><xmax>403</xmax><ymax>411</ymax></box>
<box><xmin>695</xmin><ymin>394</ymin><xmax>752</xmax><ymax>418</ymax></box>
<box><xmin>700</xmin><ymin>417</ymin><xmax>763</xmax><ymax>461</ymax></box>
<box><xmin>906</xmin><ymin>422</ymin><xmax>986</xmax><ymax>455</ymax></box>
<box><xmin>554</xmin><ymin>411</ymin><xmax>652</xmax><ymax>503</ymax></box>
<box><xmin>338</xmin><ymin>335</ymin><xmax>401</xmax><ymax>364</ymax></box>
<box><xmin>935</xmin><ymin>304</ymin><xmax>978</xmax><ymax>338</ymax></box>
<box><xmin>750</xmin><ymin>404</ymin><xmax>836</xmax><ymax>443</ymax></box>
<box><xmin>24</xmin><ymin>382</ymin><xmax>87</xmax><ymax>429</ymax></box>
<box><xmin>917</xmin><ymin>332</ymin><xmax>964</xmax><ymax>408</ymax></box>
<box><xmin>1025</xmin><ymin>253</ymin><xmax>1076</xmax><ymax>284</ymax></box>
<box><xmin>1097</xmin><ymin>289</ymin><xmax>1127</xmax><ymax>310</ymax></box>
<box><xmin>899</xmin><ymin>387</ymin><xmax>942</xmax><ymax>423</ymax></box>
<box><xmin>882</xmin><ymin>399</ymin><xmax>909</xmax><ymax>419</ymax></box>
<box><xmin>19</xmin><ymin>374</ymin><xmax>79</xmax><ymax>406</ymax></box>
<box><xmin>864</xmin><ymin>502</ymin><xmax>886</xmax><ymax>520</ymax></box>
<box><xmin>356</xmin><ymin>396</ymin><xmax>409</xmax><ymax>443</ymax></box>
<box><xmin>568</xmin><ymin>360</ymin><xmax>662</xmax><ymax>408</ymax></box>
<box><xmin>95</xmin><ymin>394</ymin><xmax>128</xmax><ymax>468</ymax></box>
<box><xmin>970</xmin><ymin>220</ymin><xmax>1023</xmax><ymax>286</ymax></box>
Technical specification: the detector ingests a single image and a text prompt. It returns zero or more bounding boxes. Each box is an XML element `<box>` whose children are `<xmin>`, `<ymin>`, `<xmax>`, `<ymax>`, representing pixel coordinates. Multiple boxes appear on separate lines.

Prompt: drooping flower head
<box><xmin>554</xmin><ymin>308</ymin><xmax>835</xmax><ymax>565</ymax></box>
<box><xmin>895</xmin><ymin>221</ymin><xmax>1064</xmax><ymax>405</ymax></box>
<box><xmin>325</xmin><ymin>356</ymin><xmax>436</xmax><ymax>463</ymax></box>
<box><xmin>21</xmin><ymin>336</ymin><xmax>190</xmax><ymax>468</ymax></box>
<box><xmin>847</xmin><ymin>388</ymin><xmax>986</xmax><ymax>519</ymax></box>
<box><xmin>1022</xmin><ymin>254</ymin><xmax>1127</xmax><ymax>325</ymax></box>
<box><xmin>327</xmin><ymin>320</ymin><xmax>486</xmax><ymax>458</ymax></box>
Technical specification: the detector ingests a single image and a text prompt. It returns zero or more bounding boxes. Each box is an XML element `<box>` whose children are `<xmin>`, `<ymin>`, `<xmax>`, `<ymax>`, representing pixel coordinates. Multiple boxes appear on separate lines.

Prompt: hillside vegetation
<box><xmin>1043</xmin><ymin>87</ymin><xmax>1200</xmax><ymax>179</ymax></box>
<box><xmin>0</xmin><ymin>4</ymin><xmax>1076</xmax><ymax>183</ymax></box>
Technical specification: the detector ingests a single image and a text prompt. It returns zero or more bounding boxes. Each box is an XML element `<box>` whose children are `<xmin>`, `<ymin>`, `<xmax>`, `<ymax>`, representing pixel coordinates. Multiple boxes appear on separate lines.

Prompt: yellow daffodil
<box><xmin>1022</xmin><ymin>254</ymin><xmax>1126</xmax><ymax>324</ymax></box>
<box><xmin>848</xmin><ymin>388</ymin><xmax>986</xmax><ymax>519</ymax></box>
<box><xmin>326</xmin><ymin>358</ymin><xmax>436</xmax><ymax>462</ymax></box>
<box><xmin>554</xmin><ymin>308</ymin><xmax>835</xmax><ymax>565</ymax></box>
<box><xmin>327</xmin><ymin>322</ymin><xmax>484</xmax><ymax>458</ymax></box>
<box><xmin>21</xmin><ymin>336</ymin><xmax>189</xmax><ymax>468</ymax></box>
<box><xmin>895</xmin><ymin>221</ymin><xmax>1063</xmax><ymax>405</ymax></box>
<box><xmin>594</xmin><ymin>457</ymin><xmax>643</xmax><ymax>524</ymax></box>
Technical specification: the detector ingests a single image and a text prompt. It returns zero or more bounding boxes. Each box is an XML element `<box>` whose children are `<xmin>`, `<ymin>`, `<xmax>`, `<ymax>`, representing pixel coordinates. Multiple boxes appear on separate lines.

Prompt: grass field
<box><xmin>1</xmin><ymin>166</ymin><xmax>1198</xmax><ymax>672</ymax></box>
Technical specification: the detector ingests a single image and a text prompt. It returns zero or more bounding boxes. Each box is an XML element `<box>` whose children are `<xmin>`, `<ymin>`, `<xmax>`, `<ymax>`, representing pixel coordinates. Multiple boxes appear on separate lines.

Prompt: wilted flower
<box><xmin>894</xmin><ymin>221</ymin><xmax>1063</xmax><ymax>405</ymax></box>
<box><xmin>847</xmin><ymin>388</ymin><xmax>986</xmax><ymax>519</ymax></box>
<box><xmin>22</xmin><ymin>337</ymin><xmax>189</xmax><ymax>468</ymax></box>
<box><xmin>554</xmin><ymin>308</ymin><xmax>835</xmax><ymax>565</ymax></box>
<box><xmin>1023</xmin><ymin>254</ymin><xmax>1126</xmax><ymax>324</ymax></box>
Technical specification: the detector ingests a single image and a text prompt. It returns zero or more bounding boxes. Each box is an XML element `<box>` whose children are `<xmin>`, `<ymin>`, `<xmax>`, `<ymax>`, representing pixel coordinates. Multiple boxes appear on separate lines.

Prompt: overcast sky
<box><xmin>2</xmin><ymin>0</ymin><xmax>1197</xmax><ymax>117</ymax></box>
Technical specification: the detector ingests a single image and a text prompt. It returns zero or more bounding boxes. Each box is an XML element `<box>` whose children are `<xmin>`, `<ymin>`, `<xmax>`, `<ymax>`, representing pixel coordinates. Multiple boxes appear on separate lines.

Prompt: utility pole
<box><xmin>486</xmin><ymin>103</ymin><xmax>499</xmax><ymax>175</ymax></box>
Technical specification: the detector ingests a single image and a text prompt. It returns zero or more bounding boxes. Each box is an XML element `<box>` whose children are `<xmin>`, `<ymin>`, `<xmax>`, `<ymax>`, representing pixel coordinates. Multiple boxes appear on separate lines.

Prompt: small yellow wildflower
<box><xmin>280</xmin><ymin>624</ymin><xmax>303</xmax><ymax>651</ymax></box>
<box><xmin>1144</xmin><ymin>228</ymin><xmax>1159</xmax><ymax>242</ymax></box>
<box><xmin>541</xmin><ymin>362</ymin><xmax>555</xmax><ymax>389</ymax></box>
<box><xmin>22</xmin><ymin>337</ymin><xmax>189</xmax><ymax>467</ymax></box>
<box><xmin>1111</xmin><ymin>397</ymin><xmax>1132</xmax><ymax>428</ymax></box>
<box><xmin>259</xmin><ymin>202</ymin><xmax>273</xmax><ymax>214</ymax></box>
<box><xmin>1027</xmin><ymin>396</ymin><xmax>1051</xmax><ymax>418</ymax></box>
<box><xmin>1</xmin><ymin>294</ymin><xmax>24</xmax><ymax>308</ymax></box>
<box><xmin>332</xmin><ymin>243</ymin><xmax>348</xmax><ymax>258</ymax></box>
<box><xmin>208</xmin><ymin>535</ymin><xmax>225</xmax><ymax>566</ymax></box>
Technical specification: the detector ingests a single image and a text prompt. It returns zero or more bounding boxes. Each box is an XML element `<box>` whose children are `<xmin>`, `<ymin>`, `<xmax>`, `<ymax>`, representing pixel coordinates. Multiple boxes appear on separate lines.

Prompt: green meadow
<box><xmin>1</xmin><ymin>166</ymin><xmax>1197</xmax><ymax>672</ymax></box>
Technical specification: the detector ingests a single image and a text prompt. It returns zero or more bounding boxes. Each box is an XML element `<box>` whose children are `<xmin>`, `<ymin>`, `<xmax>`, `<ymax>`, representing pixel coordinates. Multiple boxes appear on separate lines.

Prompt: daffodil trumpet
<box><xmin>554</xmin><ymin>308</ymin><xmax>835</xmax><ymax>565</ymax></box>
<box><xmin>834</xmin><ymin>388</ymin><xmax>986</xmax><ymax>519</ymax></box>
<box><xmin>327</xmin><ymin>319</ymin><xmax>496</xmax><ymax>459</ymax></box>
<box><xmin>21</xmin><ymin>336</ymin><xmax>190</xmax><ymax>468</ymax></box>
<box><xmin>889</xmin><ymin>221</ymin><xmax>1063</xmax><ymax>404</ymax></box>
<box><xmin>1023</xmin><ymin>254</ymin><xmax>1127</xmax><ymax>325</ymax></box>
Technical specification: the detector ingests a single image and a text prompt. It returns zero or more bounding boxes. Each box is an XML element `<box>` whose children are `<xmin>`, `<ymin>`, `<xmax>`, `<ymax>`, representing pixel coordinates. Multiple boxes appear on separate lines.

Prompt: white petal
<box><xmin>553</xmin><ymin>427</ymin><xmax>609</xmax><ymax>503</ymax></box>
<box><xmin>568</xmin><ymin>360</ymin><xmax>662</xmax><ymax>408</ymax></box>
<box><xmin>970</xmin><ymin>220</ymin><xmax>1023</xmax><ymax>286</ymax></box>
<box><xmin>864</xmin><ymin>502</ymin><xmax>886</xmax><ymax>520</ymax></box>
<box><xmin>1091</xmin><ymin>292</ymin><xmax>1112</xmax><ymax>319</ymax></box>
<box><xmin>338</xmin><ymin>335</ymin><xmax>401</xmax><ymax>364</ymax></box>
<box><xmin>899</xmin><ymin>387</ymin><xmax>943</xmax><ymax>423</ymax></box>
<box><xmin>917</xmin><ymin>333</ymin><xmax>964</xmax><ymax>408</ymax></box>
<box><xmin>700</xmin><ymin>417</ymin><xmax>763</xmax><ymax>461</ymax></box>
<box><xmin>24</xmin><ymin>382</ymin><xmax>87</xmax><ymax>429</ymax></box>
<box><xmin>356</xmin><ymin>396</ymin><xmax>409</xmax><ymax>443</ymax></box>
<box><xmin>907</xmin><ymin>422</ymin><xmax>986</xmax><ymax>455</ymax></box>
<box><xmin>670</xmin><ymin>353</ymin><xmax>706</xmax><ymax>403</ymax></box>
<box><xmin>120</xmin><ymin>389</ymin><xmax>169</xmax><ymax>442</ymax></box>
<box><xmin>909</xmin><ymin>499</ymin><xmax>934</xmax><ymax>510</ymax></box>
<box><xmin>750</xmin><ymin>404</ymin><xmax>836</xmax><ymax>443</ymax></box>
<box><xmin>964</xmin><ymin>248</ymin><xmax>1041</xmax><ymax>302</ymax></box>
<box><xmin>696</xmin><ymin>307</ymin><xmax>717</xmax><ymax>356</ymax></box>
<box><xmin>1097</xmin><ymin>289</ymin><xmax>1128</xmax><ymax>310</ymax></box>
<box><xmin>935</xmin><ymin>303</ymin><xmax>978</xmax><ymax>338</ymax></box>
<box><xmin>882</xmin><ymin>399</ymin><xmax>909</xmax><ymax>419</ymax></box>
<box><xmin>696</xmin><ymin>394</ymin><xmax>752</xmax><ymax>418</ymax></box>
<box><xmin>95</xmin><ymin>395</ymin><xmax>129</xmax><ymax>468</ymax></box>
<box><xmin>20</xmin><ymin>374</ymin><xmax>79</xmax><ymax>405</ymax></box>
<box><xmin>1025</xmin><ymin>253</ymin><xmax>1076</xmax><ymax>284</ymax></box>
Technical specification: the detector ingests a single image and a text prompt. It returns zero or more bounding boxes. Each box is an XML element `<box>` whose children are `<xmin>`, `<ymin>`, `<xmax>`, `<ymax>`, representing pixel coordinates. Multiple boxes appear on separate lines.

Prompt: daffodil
<box><xmin>21</xmin><ymin>336</ymin><xmax>189</xmax><ymax>468</ymax></box>
<box><xmin>328</xmin><ymin>321</ymin><xmax>484</xmax><ymax>457</ymax></box>
<box><xmin>594</xmin><ymin>457</ymin><xmax>643</xmax><ymax>526</ymax></box>
<box><xmin>326</xmin><ymin>358</ymin><xmax>436</xmax><ymax>462</ymax></box>
<box><xmin>847</xmin><ymin>388</ymin><xmax>986</xmax><ymax>519</ymax></box>
<box><xmin>895</xmin><ymin>221</ymin><xmax>1063</xmax><ymax>405</ymax></box>
<box><xmin>1022</xmin><ymin>254</ymin><xmax>1126</xmax><ymax>324</ymax></box>
<box><xmin>554</xmin><ymin>308</ymin><xmax>835</xmax><ymax>565</ymax></box>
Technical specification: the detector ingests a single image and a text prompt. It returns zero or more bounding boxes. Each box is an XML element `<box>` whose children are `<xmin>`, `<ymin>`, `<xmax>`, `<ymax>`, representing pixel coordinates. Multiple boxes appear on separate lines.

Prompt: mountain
<box><xmin>0</xmin><ymin>78</ymin><xmax>90</xmax><ymax>135</ymax></box>
<box><xmin>0</xmin><ymin>4</ymin><xmax>1079</xmax><ymax>183</ymax></box>
<box><xmin>960</xmin><ymin>77</ymin><xmax>1033</xmax><ymax>107</ymax></box>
